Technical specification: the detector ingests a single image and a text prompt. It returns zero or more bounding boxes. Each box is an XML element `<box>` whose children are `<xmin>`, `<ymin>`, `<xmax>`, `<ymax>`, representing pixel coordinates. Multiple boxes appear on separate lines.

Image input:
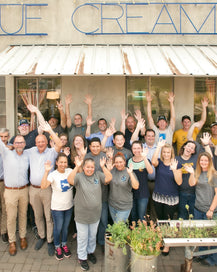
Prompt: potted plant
<box><xmin>129</xmin><ymin>220</ymin><xmax>163</xmax><ymax>272</ymax></box>
<box><xmin>105</xmin><ymin>221</ymin><xmax>131</xmax><ymax>272</ymax></box>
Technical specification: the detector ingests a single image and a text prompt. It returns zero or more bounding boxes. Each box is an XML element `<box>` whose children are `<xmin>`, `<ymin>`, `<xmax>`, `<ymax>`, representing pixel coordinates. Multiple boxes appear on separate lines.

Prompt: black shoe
<box><xmin>35</xmin><ymin>238</ymin><xmax>46</xmax><ymax>250</ymax></box>
<box><xmin>2</xmin><ymin>233</ymin><xmax>8</xmax><ymax>243</ymax></box>
<box><xmin>55</xmin><ymin>247</ymin><xmax>63</xmax><ymax>261</ymax></box>
<box><xmin>32</xmin><ymin>226</ymin><xmax>40</xmax><ymax>239</ymax></box>
<box><xmin>79</xmin><ymin>259</ymin><xmax>89</xmax><ymax>271</ymax></box>
<box><xmin>48</xmin><ymin>242</ymin><xmax>55</xmax><ymax>256</ymax></box>
<box><xmin>193</xmin><ymin>256</ymin><xmax>204</xmax><ymax>263</ymax></box>
<box><xmin>88</xmin><ymin>253</ymin><xmax>97</xmax><ymax>264</ymax></box>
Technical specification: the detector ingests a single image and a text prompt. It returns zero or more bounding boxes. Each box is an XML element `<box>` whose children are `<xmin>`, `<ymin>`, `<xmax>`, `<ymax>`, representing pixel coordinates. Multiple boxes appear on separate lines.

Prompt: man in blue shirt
<box><xmin>0</xmin><ymin>134</ymin><xmax>29</xmax><ymax>256</ymax></box>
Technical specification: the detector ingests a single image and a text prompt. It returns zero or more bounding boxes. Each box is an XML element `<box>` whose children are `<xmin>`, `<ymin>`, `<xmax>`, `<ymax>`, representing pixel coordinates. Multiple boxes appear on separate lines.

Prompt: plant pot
<box><xmin>105</xmin><ymin>235</ymin><xmax>130</xmax><ymax>272</ymax></box>
<box><xmin>130</xmin><ymin>248</ymin><xmax>158</xmax><ymax>272</ymax></box>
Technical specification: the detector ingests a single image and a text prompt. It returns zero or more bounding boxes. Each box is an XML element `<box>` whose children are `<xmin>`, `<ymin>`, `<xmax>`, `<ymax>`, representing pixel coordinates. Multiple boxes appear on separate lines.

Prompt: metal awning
<box><xmin>0</xmin><ymin>44</ymin><xmax>217</xmax><ymax>76</ymax></box>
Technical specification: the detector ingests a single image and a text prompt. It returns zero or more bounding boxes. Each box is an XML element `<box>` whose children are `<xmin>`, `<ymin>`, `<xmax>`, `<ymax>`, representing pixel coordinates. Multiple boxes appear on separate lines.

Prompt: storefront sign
<box><xmin>71</xmin><ymin>2</ymin><xmax>217</xmax><ymax>35</ymax></box>
<box><xmin>0</xmin><ymin>3</ymin><xmax>47</xmax><ymax>36</ymax></box>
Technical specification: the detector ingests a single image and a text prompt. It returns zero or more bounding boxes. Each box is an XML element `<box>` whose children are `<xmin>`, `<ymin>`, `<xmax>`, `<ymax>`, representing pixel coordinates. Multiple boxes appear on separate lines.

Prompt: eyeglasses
<box><xmin>14</xmin><ymin>142</ymin><xmax>25</xmax><ymax>145</ymax></box>
<box><xmin>20</xmin><ymin>124</ymin><xmax>29</xmax><ymax>127</ymax></box>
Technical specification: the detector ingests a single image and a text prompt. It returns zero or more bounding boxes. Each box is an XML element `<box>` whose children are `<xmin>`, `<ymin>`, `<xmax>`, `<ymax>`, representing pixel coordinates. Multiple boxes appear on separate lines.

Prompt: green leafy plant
<box><xmin>106</xmin><ymin>221</ymin><xmax>131</xmax><ymax>255</ymax></box>
<box><xmin>129</xmin><ymin>220</ymin><xmax>163</xmax><ymax>256</ymax></box>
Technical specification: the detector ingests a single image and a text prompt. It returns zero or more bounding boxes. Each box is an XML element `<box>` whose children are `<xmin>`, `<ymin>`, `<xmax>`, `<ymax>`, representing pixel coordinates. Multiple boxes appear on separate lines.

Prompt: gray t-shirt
<box><xmin>109</xmin><ymin>168</ymin><xmax>133</xmax><ymax>211</ymax></box>
<box><xmin>68</xmin><ymin>124</ymin><xmax>87</xmax><ymax>146</ymax></box>
<box><xmin>153</xmin><ymin>124</ymin><xmax>174</xmax><ymax>145</ymax></box>
<box><xmin>111</xmin><ymin>146</ymin><xmax>132</xmax><ymax>161</ymax></box>
<box><xmin>195</xmin><ymin>172</ymin><xmax>217</xmax><ymax>213</ymax></box>
<box><xmin>74</xmin><ymin>171</ymin><xmax>105</xmax><ymax>224</ymax></box>
<box><xmin>85</xmin><ymin>151</ymin><xmax>108</xmax><ymax>202</ymax></box>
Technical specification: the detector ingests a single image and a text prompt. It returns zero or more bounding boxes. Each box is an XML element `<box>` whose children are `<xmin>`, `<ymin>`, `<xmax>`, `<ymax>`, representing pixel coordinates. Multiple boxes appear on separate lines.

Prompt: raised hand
<box><xmin>137</xmin><ymin>118</ymin><xmax>146</xmax><ymax>131</ymax></box>
<box><xmin>40</xmin><ymin>121</ymin><xmax>52</xmax><ymax>132</ymax></box>
<box><xmin>183</xmin><ymin>164</ymin><xmax>194</xmax><ymax>174</ymax></box>
<box><xmin>126</xmin><ymin>163</ymin><xmax>134</xmax><ymax>174</ymax></box>
<box><xmin>74</xmin><ymin>156</ymin><xmax>83</xmax><ymax>168</ymax></box>
<box><xmin>86</xmin><ymin>116</ymin><xmax>95</xmax><ymax>127</ymax></box>
<box><xmin>109</xmin><ymin>118</ymin><xmax>116</xmax><ymax>130</ymax></box>
<box><xmin>106</xmin><ymin>159</ymin><xmax>114</xmax><ymax>171</ymax></box>
<box><xmin>79</xmin><ymin>146</ymin><xmax>87</xmax><ymax>159</ymax></box>
<box><xmin>106</xmin><ymin>147</ymin><xmax>114</xmax><ymax>160</ymax></box>
<box><xmin>121</xmin><ymin>109</ymin><xmax>128</xmax><ymax>121</ymax></box>
<box><xmin>146</xmin><ymin>91</ymin><xmax>152</xmax><ymax>102</ymax></box>
<box><xmin>57</xmin><ymin>101</ymin><xmax>64</xmax><ymax>111</ymax></box>
<box><xmin>44</xmin><ymin>160</ymin><xmax>53</xmax><ymax>172</ymax></box>
<box><xmin>201</xmin><ymin>97</ymin><xmax>209</xmax><ymax>108</ymax></box>
<box><xmin>168</xmin><ymin>92</ymin><xmax>175</xmax><ymax>103</ymax></box>
<box><xmin>157</xmin><ymin>137</ymin><xmax>166</xmax><ymax>148</ymax></box>
<box><xmin>84</xmin><ymin>94</ymin><xmax>93</xmax><ymax>105</ymax></box>
<box><xmin>65</xmin><ymin>94</ymin><xmax>72</xmax><ymax>105</ymax></box>
<box><xmin>134</xmin><ymin>109</ymin><xmax>142</xmax><ymax>121</ymax></box>
<box><xmin>100</xmin><ymin>157</ymin><xmax>107</xmax><ymax>168</ymax></box>
<box><xmin>141</xmin><ymin>146</ymin><xmax>149</xmax><ymax>158</ymax></box>
<box><xmin>27</xmin><ymin>104</ymin><xmax>38</xmax><ymax>113</ymax></box>
<box><xmin>63</xmin><ymin>147</ymin><xmax>70</xmax><ymax>156</ymax></box>
<box><xmin>200</xmin><ymin>132</ymin><xmax>211</xmax><ymax>146</ymax></box>
<box><xmin>170</xmin><ymin>159</ymin><xmax>178</xmax><ymax>171</ymax></box>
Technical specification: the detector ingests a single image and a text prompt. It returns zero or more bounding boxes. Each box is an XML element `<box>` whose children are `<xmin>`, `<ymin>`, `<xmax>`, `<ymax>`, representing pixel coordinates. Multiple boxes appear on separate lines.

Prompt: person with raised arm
<box><xmin>67</xmin><ymin>156</ymin><xmax>112</xmax><ymax>271</ymax></box>
<box><xmin>173</xmin><ymin>97</ymin><xmax>208</xmax><ymax>154</ymax></box>
<box><xmin>65</xmin><ymin>94</ymin><xmax>93</xmax><ymax>146</ymax></box>
<box><xmin>152</xmin><ymin>138</ymin><xmax>182</xmax><ymax>255</ymax></box>
<box><xmin>147</xmin><ymin>91</ymin><xmax>175</xmax><ymax>145</ymax></box>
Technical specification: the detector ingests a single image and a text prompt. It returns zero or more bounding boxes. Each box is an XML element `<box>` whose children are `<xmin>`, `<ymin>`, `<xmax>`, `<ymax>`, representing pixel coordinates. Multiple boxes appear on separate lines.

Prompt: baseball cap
<box><xmin>157</xmin><ymin>115</ymin><xmax>167</xmax><ymax>122</ymax></box>
<box><xmin>48</xmin><ymin>115</ymin><xmax>59</xmax><ymax>121</ymax></box>
<box><xmin>210</xmin><ymin>122</ymin><xmax>217</xmax><ymax>128</ymax></box>
<box><xmin>182</xmin><ymin>115</ymin><xmax>191</xmax><ymax>122</ymax></box>
<box><xmin>18</xmin><ymin>119</ymin><xmax>29</xmax><ymax>126</ymax></box>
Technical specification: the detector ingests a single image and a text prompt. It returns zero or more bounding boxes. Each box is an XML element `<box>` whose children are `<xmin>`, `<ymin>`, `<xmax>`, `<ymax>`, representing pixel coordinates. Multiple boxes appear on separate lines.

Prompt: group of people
<box><xmin>0</xmin><ymin>91</ymin><xmax>217</xmax><ymax>270</ymax></box>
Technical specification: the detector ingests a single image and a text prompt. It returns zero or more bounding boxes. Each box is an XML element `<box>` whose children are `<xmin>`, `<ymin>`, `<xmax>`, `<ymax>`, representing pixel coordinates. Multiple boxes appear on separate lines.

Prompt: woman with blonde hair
<box><xmin>152</xmin><ymin>138</ymin><xmax>182</xmax><ymax>255</ymax></box>
<box><xmin>187</xmin><ymin>151</ymin><xmax>217</xmax><ymax>266</ymax></box>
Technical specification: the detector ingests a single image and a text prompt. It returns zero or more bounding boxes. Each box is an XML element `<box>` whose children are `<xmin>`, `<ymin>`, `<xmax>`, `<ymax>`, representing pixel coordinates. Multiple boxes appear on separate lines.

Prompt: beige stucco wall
<box><xmin>62</xmin><ymin>76</ymin><xmax>125</xmax><ymax>133</ymax></box>
<box><xmin>174</xmin><ymin>77</ymin><xmax>195</xmax><ymax>130</ymax></box>
<box><xmin>5</xmin><ymin>76</ymin><xmax>15</xmax><ymax>134</ymax></box>
<box><xmin>0</xmin><ymin>0</ymin><xmax>217</xmax><ymax>52</ymax></box>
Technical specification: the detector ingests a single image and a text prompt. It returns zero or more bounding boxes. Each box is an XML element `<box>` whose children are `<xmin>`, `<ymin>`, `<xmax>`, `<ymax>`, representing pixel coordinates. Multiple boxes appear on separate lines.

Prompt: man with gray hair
<box><xmin>0</xmin><ymin>134</ymin><xmax>29</xmax><ymax>256</ymax></box>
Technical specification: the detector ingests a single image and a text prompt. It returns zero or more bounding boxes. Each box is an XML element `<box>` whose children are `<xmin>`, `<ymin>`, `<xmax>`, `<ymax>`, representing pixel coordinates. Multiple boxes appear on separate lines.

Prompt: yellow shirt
<box><xmin>173</xmin><ymin>127</ymin><xmax>199</xmax><ymax>154</ymax></box>
<box><xmin>211</xmin><ymin>137</ymin><xmax>217</xmax><ymax>146</ymax></box>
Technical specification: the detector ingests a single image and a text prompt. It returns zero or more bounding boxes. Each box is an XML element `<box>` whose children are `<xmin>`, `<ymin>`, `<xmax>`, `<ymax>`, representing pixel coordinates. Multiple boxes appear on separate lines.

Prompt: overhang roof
<box><xmin>0</xmin><ymin>44</ymin><xmax>217</xmax><ymax>76</ymax></box>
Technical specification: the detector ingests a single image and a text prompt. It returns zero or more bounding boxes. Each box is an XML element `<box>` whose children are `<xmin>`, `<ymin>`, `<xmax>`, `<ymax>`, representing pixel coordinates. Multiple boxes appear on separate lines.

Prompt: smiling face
<box><xmin>98</xmin><ymin>120</ymin><xmax>107</xmax><ymax>132</ymax></box>
<box><xmin>114</xmin><ymin>156</ymin><xmax>126</xmax><ymax>171</ymax></box>
<box><xmin>211</xmin><ymin>125</ymin><xmax>217</xmax><ymax>137</ymax></box>
<box><xmin>13</xmin><ymin>135</ymin><xmax>26</xmax><ymax>154</ymax></box>
<box><xmin>183</xmin><ymin>142</ymin><xmax>196</xmax><ymax>157</ymax></box>
<box><xmin>35</xmin><ymin>135</ymin><xmax>48</xmax><ymax>153</ymax></box>
<box><xmin>56</xmin><ymin>156</ymin><xmax>68</xmax><ymax>173</ymax></box>
<box><xmin>74</xmin><ymin>114</ymin><xmax>82</xmax><ymax>127</ymax></box>
<box><xmin>89</xmin><ymin>141</ymin><xmax>101</xmax><ymax>156</ymax></box>
<box><xmin>161</xmin><ymin>147</ymin><xmax>172</xmax><ymax>161</ymax></box>
<box><xmin>126</xmin><ymin>116</ymin><xmax>136</xmax><ymax>132</ymax></box>
<box><xmin>182</xmin><ymin>118</ymin><xmax>191</xmax><ymax>131</ymax></box>
<box><xmin>73</xmin><ymin>136</ymin><xmax>84</xmax><ymax>149</ymax></box>
<box><xmin>60</xmin><ymin>135</ymin><xmax>68</xmax><ymax>147</ymax></box>
<box><xmin>48</xmin><ymin>117</ymin><xmax>59</xmax><ymax>129</ymax></box>
<box><xmin>113</xmin><ymin>135</ymin><xmax>125</xmax><ymax>149</ymax></box>
<box><xmin>0</xmin><ymin>131</ymin><xmax>9</xmax><ymax>145</ymax></box>
<box><xmin>83</xmin><ymin>160</ymin><xmax>95</xmax><ymax>176</ymax></box>
<box><xmin>18</xmin><ymin>124</ymin><xmax>30</xmax><ymax>136</ymax></box>
<box><xmin>157</xmin><ymin>119</ymin><xmax>167</xmax><ymax>130</ymax></box>
<box><xmin>144</xmin><ymin>131</ymin><xmax>155</xmax><ymax>147</ymax></box>
<box><xmin>199</xmin><ymin>155</ymin><xmax>209</xmax><ymax>171</ymax></box>
<box><xmin>131</xmin><ymin>143</ymin><xmax>142</xmax><ymax>157</ymax></box>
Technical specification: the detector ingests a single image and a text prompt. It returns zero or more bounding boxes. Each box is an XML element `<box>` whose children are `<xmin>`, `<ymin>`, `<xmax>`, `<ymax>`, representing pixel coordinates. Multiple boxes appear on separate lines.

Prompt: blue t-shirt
<box><xmin>154</xmin><ymin>159</ymin><xmax>181</xmax><ymax>197</ymax></box>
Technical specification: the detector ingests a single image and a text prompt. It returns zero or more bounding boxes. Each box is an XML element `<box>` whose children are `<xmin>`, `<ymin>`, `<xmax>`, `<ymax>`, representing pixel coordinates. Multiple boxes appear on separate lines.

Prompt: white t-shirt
<box><xmin>47</xmin><ymin>168</ymin><xmax>73</xmax><ymax>211</ymax></box>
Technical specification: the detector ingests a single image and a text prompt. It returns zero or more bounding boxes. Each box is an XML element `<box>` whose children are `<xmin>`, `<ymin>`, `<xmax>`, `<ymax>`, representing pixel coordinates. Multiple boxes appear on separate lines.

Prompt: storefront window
<box><xmin>127</xmin><ymin>77</ymin><xmax>173</xmax><ymax>123</ymax></box>
<box><xmin>16</xmin><ymin>77</ymin><xmax>61</xmax><ymax>129</ymax></box>
<box><xmin>194</xmin><ymin>78</ymin><xmax>216</xmax><ymax>131</ymax></box>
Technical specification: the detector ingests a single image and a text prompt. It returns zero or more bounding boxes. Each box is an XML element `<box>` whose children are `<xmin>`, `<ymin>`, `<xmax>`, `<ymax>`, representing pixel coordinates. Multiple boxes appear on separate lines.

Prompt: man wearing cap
<box><xmin>173</xmin><ymin>97</ymin><xmax>208</xmax><ymax>154</ymax></box>
<box><xmin>10</xmin><ymin>119</ymin><xmax>39</xmax><ymax>149</ymax></box>
<box><xmin>146</xmin><ymin>92</ymin><xmax>175</xmax><ymax>145</ymax></box>
<box><xmin>0</xmin><ymin>134</ymin><xmax>29</xmax><ymax>256</ymax></box>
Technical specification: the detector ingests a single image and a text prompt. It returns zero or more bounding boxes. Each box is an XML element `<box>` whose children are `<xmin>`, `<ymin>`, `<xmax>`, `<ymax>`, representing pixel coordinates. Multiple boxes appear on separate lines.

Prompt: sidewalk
<box><xmin>0</xmin><ymin>227</ymin><xmax>216</xmax><ymax>272</ymax></box>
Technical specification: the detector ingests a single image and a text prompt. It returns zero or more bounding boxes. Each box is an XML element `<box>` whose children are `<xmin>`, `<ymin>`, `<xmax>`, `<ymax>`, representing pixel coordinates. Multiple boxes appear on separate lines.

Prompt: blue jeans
<box><xmin>194</xmin><ymin>208</ymin><xmax>217</xmax><ymax>265</ymax></box>
<box><xmin>76</xmin><ymin>220</ymin><xmax>99</xmax><ymax>260</ymax></box>
<box><xmin>97</xmin><ymin>201</ymin><xmax>108</xmax><ymax>246</ymax></box>
<box><xmin>131</xmin><ymin>197</ymin><xmax>149</xmax><ymax>222</ymax></box>
<box><xmin>178</xmin><ymin>192</ymin><xmax>195</xmax><ymax>219</ymax></box>
<box><xmin>51</xmin><ymin>208</ymin><xmax>72</xmax><ymax>247</ymax></box>
<box><xmin>109</xmin><ymin>205</ymin><xmax>131</xmax><ymax>223</ymax></box>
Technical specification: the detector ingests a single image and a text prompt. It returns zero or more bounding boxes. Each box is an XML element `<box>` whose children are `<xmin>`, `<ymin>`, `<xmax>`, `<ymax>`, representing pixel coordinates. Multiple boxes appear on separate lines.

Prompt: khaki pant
<box><xmin>29</xmin><ymin>185</ymin><xmax>53</xmax><ymax>243</ymax></box>
<box><xmin>4</xmin><ymin>186</ymin><xmax>29</xmax><ymax>243</ymax></box>
<box><xmin>0</xmin><ymin>181</ymin><xmax>7</xmax><ymax>234</ymax></box>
